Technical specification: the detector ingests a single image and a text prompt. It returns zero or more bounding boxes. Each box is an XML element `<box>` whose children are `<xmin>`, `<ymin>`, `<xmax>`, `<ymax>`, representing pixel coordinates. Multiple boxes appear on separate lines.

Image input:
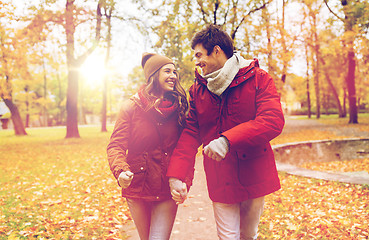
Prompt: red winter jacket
<box><xmin>107</xmin><ymin>95</ymin><xmax>190</xmax><ymax>201</ymax></box>
<box><xmin>167</xmin><ymin>59</ymin><xmax>285</xmax><ymax>204</ymax></box>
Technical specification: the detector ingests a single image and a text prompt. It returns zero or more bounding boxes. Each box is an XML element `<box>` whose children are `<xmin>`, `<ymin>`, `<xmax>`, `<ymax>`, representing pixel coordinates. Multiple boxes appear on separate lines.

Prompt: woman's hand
<box><xmin>118</xmin><ymin>171</ymin><xmax>134</xmax><ymax>188</ymax></box>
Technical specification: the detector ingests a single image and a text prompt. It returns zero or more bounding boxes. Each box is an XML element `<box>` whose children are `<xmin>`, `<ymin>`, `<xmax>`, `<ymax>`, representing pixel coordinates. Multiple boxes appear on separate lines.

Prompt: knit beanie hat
<box><xmin>141</xmin><ymin>52</ymin><xmax>174</xmax><ymax>81</ymax></box>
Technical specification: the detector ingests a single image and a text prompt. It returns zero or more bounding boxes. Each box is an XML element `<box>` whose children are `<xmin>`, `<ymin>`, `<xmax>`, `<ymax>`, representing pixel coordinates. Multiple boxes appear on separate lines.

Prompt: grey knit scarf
<box><xmin>204</xmin><ymin>53</ymin><xmax>252</xmax><ymax>96</ymax></box>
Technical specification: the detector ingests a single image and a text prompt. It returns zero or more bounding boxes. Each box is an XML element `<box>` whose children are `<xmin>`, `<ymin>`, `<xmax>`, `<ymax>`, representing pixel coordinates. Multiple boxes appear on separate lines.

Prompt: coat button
<box><xmin>164</xmin><ymin>152</ymin><xmax>168</xmax><ymax>156</ymax></box>
<box><xmin>156</xmin><ymin>196</ymin><xmax>160</xmax><ymax>200</ymax></box>
<box><xmin>140</xmin><ymin>167</ymin><xmax>144</xmax><ymax>170</ymax></box>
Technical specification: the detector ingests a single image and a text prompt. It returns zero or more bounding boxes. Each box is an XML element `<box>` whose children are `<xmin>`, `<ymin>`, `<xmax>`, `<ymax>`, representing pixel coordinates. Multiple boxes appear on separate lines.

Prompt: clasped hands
<box><xmin>169</xmin><ymin>178</ymin><xmax>187</xmax><ymax>205</ymax></box>
<box><xmin>168</xmin><ymin>137</ymin><xmax>229</xmax><ymax>205</ymax></box>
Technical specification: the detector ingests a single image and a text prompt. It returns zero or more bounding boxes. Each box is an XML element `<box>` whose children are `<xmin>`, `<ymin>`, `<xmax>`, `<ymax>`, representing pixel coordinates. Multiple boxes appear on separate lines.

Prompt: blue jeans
<box><xmin>126</xmin><ymin>198</ymin><xmax>178</xmax><ymax>240</ymax></box>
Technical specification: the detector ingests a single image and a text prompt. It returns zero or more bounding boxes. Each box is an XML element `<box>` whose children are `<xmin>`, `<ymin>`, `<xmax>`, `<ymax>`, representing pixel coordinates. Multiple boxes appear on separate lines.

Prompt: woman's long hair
<box><xmin>141</xmin><ymin>69</ymin><xmax>188</xmax><ymax>127</ymax></box>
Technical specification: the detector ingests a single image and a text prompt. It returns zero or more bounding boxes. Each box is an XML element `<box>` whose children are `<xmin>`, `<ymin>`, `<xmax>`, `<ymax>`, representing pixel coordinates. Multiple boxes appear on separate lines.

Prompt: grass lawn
<box><xmin>1</xmin><ymin>118</ymin><xmax>368</xmax><ymax>239</ymax></box>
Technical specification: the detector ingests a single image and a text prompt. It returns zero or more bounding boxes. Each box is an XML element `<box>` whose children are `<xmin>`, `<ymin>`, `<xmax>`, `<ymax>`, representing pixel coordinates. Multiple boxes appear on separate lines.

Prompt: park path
<box><xmin>119</xmin><ymin>117</ymin><xmax>369</xmax><ymax>240</ymax></box>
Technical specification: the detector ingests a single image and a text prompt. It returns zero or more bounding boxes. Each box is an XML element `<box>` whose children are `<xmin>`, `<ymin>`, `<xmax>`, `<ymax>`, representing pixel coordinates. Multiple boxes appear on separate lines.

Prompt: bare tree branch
<box><xmin>231</xmin><ymin>0</ymin><xmax>271</xmax><ymax>40</ymax></box>
<box><xmin>323</xmin><ymin>0</ymin><xmax>344</xmax><ymax>22</ymax></box>
<box><xmin>214</xmin><ymin>0</ymin><xmax>219</xmax><ymax>24</ymax></box>
<box><xmin>197</xmin><ymin>0</ymin><xmax>209</xmax><ymax>24</ymax></box>
<box><xmin>221</xmin><ymin>0</ymin><xmax>231</xmax><ymax>26</ymax></box>
<box><xmin>75</xmin><ymin>0</ymin><xmax>102</xmax><ymax>66</ymax></box>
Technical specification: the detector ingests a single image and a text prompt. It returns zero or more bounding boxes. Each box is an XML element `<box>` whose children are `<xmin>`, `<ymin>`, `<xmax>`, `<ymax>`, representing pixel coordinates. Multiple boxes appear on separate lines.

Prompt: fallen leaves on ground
<box><xmin>301</xmin><ymin>158</ymin><xmax>369</xmax><ymax>173</ymax></box>
<box><xmin>263</xmin><ymin>117</ymin><xmax>369</xmax><ymax>239</ymax></box>
<box><xmin>0</xmin><ymin>127</ymin><xmax>127</xmax><ymax>239</ymax></box>
<box><xmin>1</xmin><ymin>118</ymin><xmax>369</xmax><ymax>239</ymax></box>
<box><xmin>260</xmin><ymin>172</ymin><xmax>369</xmax><ymax>239</ymax></box>
<box><xmin>270</xmin><ymin>127</ymin><xmax>356</xmax><ymax>146</ymax></box>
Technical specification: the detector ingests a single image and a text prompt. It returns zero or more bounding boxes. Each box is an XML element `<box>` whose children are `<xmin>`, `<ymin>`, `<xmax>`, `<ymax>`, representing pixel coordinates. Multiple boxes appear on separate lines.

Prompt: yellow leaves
<box><xmin>261</xmin><ymin>170</ymin><xmax>369</xmax><ymax>239</ymax></box>
<box><xmin>0</xmin><ymin>126</ymin><xmax>128</xmax><ymax>239</ymax></box>
<box><xmin>271</xmin><ymin>129</ymin><xmax>346</xmax><ymax>145</ymax></box>
<box><xmin>39</xmin><ymin>199</ymin><xmax>63</xmax><ymax>207</ymax></box>
<box><xmin>286</xmin><ymin>221</ymin><xmax>298</xmax><ymax>231</ymax></box>
<box><xmin>302</xmin><ymin>158</ymin><xmax>369</xmax><ymax>173</ymax></box>
<box><xmin>7</xmin><ymin>232</ymin><xmax>19</xmax><ymax>240</ymax></box>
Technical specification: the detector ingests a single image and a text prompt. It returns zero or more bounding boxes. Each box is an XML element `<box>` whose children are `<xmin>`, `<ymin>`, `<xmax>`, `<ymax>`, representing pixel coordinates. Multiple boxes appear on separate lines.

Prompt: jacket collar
<box><xmin>195</xmin><ymin>58</ymin><xmax>259</xmax><ymax>88</ymax></box>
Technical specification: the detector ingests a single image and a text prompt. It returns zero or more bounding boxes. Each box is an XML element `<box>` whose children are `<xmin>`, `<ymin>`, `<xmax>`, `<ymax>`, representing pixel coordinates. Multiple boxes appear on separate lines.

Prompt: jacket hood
<box><xmin>130</xmin><ymin>92</ymin><xmax>145</xmax><ymax>110</ymax></box>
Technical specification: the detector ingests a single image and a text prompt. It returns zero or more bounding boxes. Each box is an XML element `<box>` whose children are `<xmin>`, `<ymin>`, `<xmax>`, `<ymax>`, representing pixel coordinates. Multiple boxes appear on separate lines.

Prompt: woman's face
<box><xmin>157</xmin><ymin>63</ymin><xmax>177</xmax><ymax>96</ymax></box>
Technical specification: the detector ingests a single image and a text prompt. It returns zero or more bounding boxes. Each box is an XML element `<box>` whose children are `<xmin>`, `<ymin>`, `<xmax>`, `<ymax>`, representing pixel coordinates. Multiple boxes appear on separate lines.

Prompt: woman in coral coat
<box><xmin>107</xmin><ymin>53</ymin><xmax>189</xmax><ymax>240</ymax></box>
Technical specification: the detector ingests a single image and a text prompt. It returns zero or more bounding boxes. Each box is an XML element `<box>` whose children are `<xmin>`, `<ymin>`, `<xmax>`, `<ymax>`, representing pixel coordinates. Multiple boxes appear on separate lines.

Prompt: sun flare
<box><xmin>80</xmin><ymin>52</ymin><xmax>106</xmax><ymax>86</ymax></box>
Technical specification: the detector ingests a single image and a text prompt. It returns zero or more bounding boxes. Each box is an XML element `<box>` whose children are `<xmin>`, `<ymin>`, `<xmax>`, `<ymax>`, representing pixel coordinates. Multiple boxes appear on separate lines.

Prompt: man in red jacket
<box><xmin>167</xmin><ymin>24</ymin><xmax>285</xmax><ymax>240</ymax></box>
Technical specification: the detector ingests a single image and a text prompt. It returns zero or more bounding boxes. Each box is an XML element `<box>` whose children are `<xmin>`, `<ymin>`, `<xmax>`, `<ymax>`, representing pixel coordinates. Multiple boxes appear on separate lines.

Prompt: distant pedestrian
<box><xmin>167</xmin><ymin>24</ymin><xmax>285</xmax><ymax>240</ymax></box>
<box><xmin>107</xmin><ymin>53</ymin><xmax>189</xmax><ymax>240</ymax></box>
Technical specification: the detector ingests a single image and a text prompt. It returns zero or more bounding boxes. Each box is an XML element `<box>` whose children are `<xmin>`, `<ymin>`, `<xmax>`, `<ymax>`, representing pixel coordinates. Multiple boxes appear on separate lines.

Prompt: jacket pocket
<box><xmin>236</xmin><ymin>144</ymin><xmax>273</xmax><ymax>186</ymax></box>
<box><xmin>126</xmin><ymin>154</ymin><xmax>147</xmax><ymax>193</ymax></box>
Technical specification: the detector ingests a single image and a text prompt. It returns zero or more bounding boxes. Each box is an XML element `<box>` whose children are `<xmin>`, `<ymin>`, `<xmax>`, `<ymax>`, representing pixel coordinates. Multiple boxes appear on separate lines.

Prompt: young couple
<box><xmin>107</xmin><ymin>24</ymin><xmax>285</xmax><ymax>240</ymax></box>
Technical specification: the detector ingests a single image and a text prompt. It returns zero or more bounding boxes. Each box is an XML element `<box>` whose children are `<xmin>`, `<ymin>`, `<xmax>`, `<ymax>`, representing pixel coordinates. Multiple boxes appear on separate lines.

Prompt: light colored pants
<box><xmin>126</xmin><ymin>198</ymin><xmax>178</xmax><ymax>240</ymax></box>
<box><xmin>213</xmin><ymin>197</ymin><xmax>265</xmax><ymax>240</ymax></box>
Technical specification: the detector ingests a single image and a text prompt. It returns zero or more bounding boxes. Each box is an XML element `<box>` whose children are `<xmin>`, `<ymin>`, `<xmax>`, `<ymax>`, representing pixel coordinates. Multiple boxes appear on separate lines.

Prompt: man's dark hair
<box><xmin>191</xmin><ymin>24</ymin><xmax>234</xmax><ymax>59</ymax></box>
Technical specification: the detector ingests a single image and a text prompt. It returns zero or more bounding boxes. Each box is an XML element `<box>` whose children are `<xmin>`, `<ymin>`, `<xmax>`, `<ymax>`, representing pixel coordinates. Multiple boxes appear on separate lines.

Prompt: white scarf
<box><xmin>204</xmin><ymin>53</ymin><xmax>252</xmax><ymax>96</ymax></box>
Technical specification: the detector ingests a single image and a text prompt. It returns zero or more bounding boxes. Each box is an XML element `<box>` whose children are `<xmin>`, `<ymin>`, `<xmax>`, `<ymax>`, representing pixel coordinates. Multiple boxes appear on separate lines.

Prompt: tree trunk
<box><xmin>101</xmin><ymin>73</ymin><xmax>108</xmax><ymax>132</ymax></box>
<box><xmin>43</xmin><ymin>60</ymin><xmax>48</xmax><ymax>126</ymax></box>
<box><xmin>305</xmin><ymin>43</ymin><xmax>311</xmax><ymax>118</ymax></box>
<box><xmin>66</xmin><ymin>69</ymin><xmax>80</xmax><ymax>138</ymax></box>
<box><xmin>0</xmin><ymin>54</ymin><xmax>27</xmax><ymax>135</ymax></box>
<box><xmin>312</xmin><ymin>13</ymin><xmax>320</xmax><ymax>119</ymax></box>
<box><xmin>64</xmin><ymin>0</ymin><xmax>102</xmax><ymax>138</ymax></box>
<box><xmin>347</xmin><ymin>50</ymin><xmax>358</xmax><ymax>123</ymax></box>
<box><xmin>342</xmin><ymin>0</ymin><xmax>358</xmax><ymax>123</ymax></box>
<box><xmin>262</xmin><ymin>7</ymin><xmax>275</xmax><ymax>75</ymax></box>
<box><xmin>57</xmin><ymin>71</ymin><xmax>64</xmax><ymax>125</ymax></box>
<box><xmin>101</xmin><ymin>5</ymin><xmax>112</xmax><ymax>133</ymax></box>
<box><xmin>79</xmin><ymin>84</ymin><xmax>87</xmax><ymax>125</ymax></box>
<box><xmin>65</xmin><ymin>0</ymin><xmax>80</xmax><ymax>138</ymax></box>
<box><xmin>279</xmin><ymin>0</ymin><xmax>287</xmax><ymax>84</ymax></box>
<box><xmin>320</xmin><ymin>57</ymin><xmax>344</xmax><ymax>117</ymax></box>
<box><xmin>313</xmin><ymin>58</ymin><xmax>320</xmax><ymax>118</ymax></box>
<box><xmin>324</xmin><ymin>0</ymin><xmax>358</xmax><ymax>122</ymax></box>
<box><xmin>25</xmin><ymin>102</ymin><xmax>30</xmax><ymax>128</ymax></box>
<box><xmin>3</xmin><ymin>98</ymin><xmax>27</xmax><ymax>135</ymax></box>
<box><xmin>24</xmin><ymin>86</ymin><xmax>30</xmax><ymax>128</ymax></box>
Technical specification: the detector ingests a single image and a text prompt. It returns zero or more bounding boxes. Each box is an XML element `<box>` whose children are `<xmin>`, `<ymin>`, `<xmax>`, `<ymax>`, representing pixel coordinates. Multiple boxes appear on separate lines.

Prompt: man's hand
<box><xmin>169</xmin><ymin>178</ymin><xmax>187</xmax><ymax>204</ymax></box>
<box><xmin>203</xmin><ymin>136</ymin><xmax>229</xmax><ymax>162</ymax></box>
<box><xmin>118</xmin><ymin>171</ymin><xmax>134</xmax><ymax>188</ymax></box>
